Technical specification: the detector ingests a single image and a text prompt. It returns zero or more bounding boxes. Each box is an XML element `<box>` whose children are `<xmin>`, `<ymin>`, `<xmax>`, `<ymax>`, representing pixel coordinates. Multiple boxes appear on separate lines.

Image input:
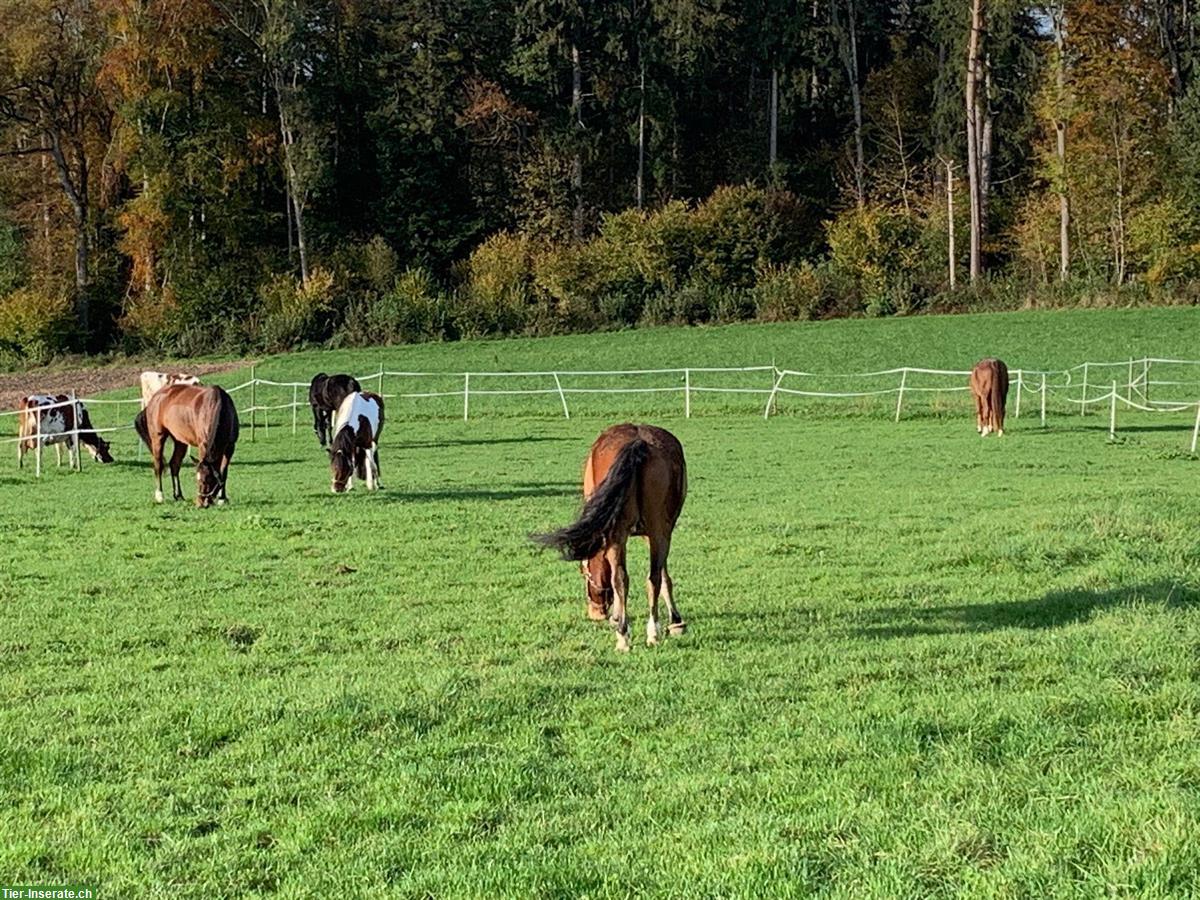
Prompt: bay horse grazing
<box><xmin>329</xmin><ymin>391</ymin><xmax>384</xmax><ymax>493</ymax></box>
<box><xmin>18</xmin><ymin>395</ymin><xmax>114</xmax><ymax>468</ymax></box>
<box><xmin>534</xmin><ymin>423</ymin><xmax>687</xmax><ymax>652</ymax></box>
<box><xmin>970</xmin><ymin>358</ymin><xmax>1010</xmax><ymax>436</ymax></box>
<box><xmin>134</xmin><ymin>384</ymin><xmax>238</xmax><ymax>507</ymax></box>
<box><xmin>309</xmin><ymin>373</ymin><xmax>362</xmax><ymax>447</ymax></box>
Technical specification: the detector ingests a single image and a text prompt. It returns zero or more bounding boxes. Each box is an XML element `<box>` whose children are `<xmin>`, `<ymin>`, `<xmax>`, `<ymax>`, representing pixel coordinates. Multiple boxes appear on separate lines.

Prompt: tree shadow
<box><xmin>396</xmin><ymin>436</ymin><xmax>572</xmax><ymax>449</ymax></box>
<box><xmin>852</xmin><ymin>580</ymin><xmax>1198</xmax><ymax>639</ymax></box>
<box><xmin>373</xmin><ymin>482</ymin><xmax>579</xmax><ymax>503</ymax></box>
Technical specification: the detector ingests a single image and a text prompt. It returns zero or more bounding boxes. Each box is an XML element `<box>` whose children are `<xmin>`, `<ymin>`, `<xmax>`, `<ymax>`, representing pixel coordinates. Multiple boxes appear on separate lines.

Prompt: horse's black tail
<box><xmin>133</xmin><ymin>409</ymin><xmax>150</xmax><ymax>448</ymax></box>
<box><xmin>533</xmin><ymin>439</ymin><xmax>649</xmax><ymax>561</ymax></box>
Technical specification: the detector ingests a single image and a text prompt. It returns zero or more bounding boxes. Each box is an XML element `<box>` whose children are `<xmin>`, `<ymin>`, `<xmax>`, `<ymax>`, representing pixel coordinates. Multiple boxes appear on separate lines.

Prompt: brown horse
<box><xmin>535</xmin><ymin>423</ymin><xmax>687</xmax><ymax>652</ymax></box>
<box><xmin>969</xmin><ymin>358</ymin><xmax>1009</xmax><ymax>436</ymax></box>
<box><xmin>134</xmin><ymin>384</ymin><xmax>239</xmax><ymax>507</ymax></box>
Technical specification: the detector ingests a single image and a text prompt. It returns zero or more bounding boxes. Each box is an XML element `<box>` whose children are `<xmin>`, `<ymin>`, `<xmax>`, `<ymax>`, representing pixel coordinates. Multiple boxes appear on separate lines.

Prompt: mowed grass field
<box><xmin>3</xmin><ymin>307</ymin><xmax>1200</xmax><ymax>897</ymax></box>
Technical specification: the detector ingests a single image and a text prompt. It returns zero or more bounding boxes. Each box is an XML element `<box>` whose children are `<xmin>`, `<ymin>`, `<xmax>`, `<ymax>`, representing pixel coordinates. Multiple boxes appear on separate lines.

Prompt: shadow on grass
<box><xmin>315</xmin><ymin>481</ymin><xmax>580</xmax><ymax>503</ymax></box>
<box><xmin>853</xmin><ymin>580</ymin><xmax>1199</xmax><ymax>639</ymax></box>
<box><xmin>108</xmin><ymin>456</ymin><xmax>306</xmax><ymax>470</ymax></box>
<box><xmin>396</xmin><ymin>436</ymin><xmax>573</xmax><ymax>449</ymax></box>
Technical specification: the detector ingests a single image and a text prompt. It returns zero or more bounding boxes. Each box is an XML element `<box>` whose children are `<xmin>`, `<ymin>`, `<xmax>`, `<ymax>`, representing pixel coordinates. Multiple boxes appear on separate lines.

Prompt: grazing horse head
<box><xmin>328</xmin><ymin>443</ymin><xmax>355</xmax><ymax>493</ymax></box>
<box><xmin>195</xmin><ymin>459</ymin><xmax>224</xmax><ymax>508</ymax></box>
<box><xmin>582</xmin><ymin>554</ymin><xmax>613</xmax><ymax>621</ymax></box>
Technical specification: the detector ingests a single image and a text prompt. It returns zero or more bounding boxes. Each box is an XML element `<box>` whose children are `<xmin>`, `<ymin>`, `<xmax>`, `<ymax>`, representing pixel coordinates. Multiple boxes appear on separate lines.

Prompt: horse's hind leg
<box><xmin>151</xmin><ymin>437</ymin><xmax>166</xmax><ymax>503</ymax></box>
<box><xmin>168</xmin><ymin>440</ymin><xmax>188</xmax><ymax>500</ymax></box>
<box><xmin>371</xmin><ymin>446</ymin><xmax>382</xmax><ymax>490</ymax></box>
<box><xmin>218</xmin><ymin>448</ymin><xmax>233</xmax><ymax>504</ymax></box>
<box><xmin>661</xmin><ymin>564</ymin><xmax>686</xmax><ymax>636</ymax></box>
<box><xmin>607</xmin><ymin>543</ymin><xmax>631</xmax><ymax>652</ymax></box>
<box><xmin>645</xmin><ymin>535</ymin><xmax>667</xmax><ymax>646</ymax></box>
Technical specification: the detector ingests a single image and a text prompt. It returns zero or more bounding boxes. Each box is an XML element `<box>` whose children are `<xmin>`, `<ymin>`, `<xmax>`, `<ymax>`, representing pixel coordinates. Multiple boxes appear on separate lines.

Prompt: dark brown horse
<box><xmin>310</xmin><ymin>373</ymin><xmax>362</xmax><ymax>447</ymax></box>
<box><xmin>535</xmin><ymin>423</ymin><xmax>687</xmax><ymax>652</ymax></box>
<box><xmin>134</xmin><ymin>384</ymin><xmax>239</xmax><ymax>507</ymax></box>
<box><xmin>969</xmin><ymin>358</ymin><xmax>1009</xmax><ymax>436</ymax></box>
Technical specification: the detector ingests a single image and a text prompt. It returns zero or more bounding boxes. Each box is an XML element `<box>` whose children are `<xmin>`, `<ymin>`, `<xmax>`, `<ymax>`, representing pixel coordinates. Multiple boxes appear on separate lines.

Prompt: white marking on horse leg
<box><xmin>154</xmin><ymin>489</ymin><xmax>164</xmax><ymax>503</ymax></box>
<box><xmin>646</xmin><ymin>617</ymin><xmax>659</xmax><ymax>646</ymax></box>
<box><xmin>997</xmin><ymin>429</ymin><xmax>1004</xmax><ymax>437</ymax></box>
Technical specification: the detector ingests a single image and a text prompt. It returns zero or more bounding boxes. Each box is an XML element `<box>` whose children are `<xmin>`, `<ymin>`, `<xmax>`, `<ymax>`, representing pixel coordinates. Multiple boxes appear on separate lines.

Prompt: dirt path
<box><xmin>0</xmin><ymin>360</ymin><xmax>251</xmax><ymax>410</ymax></box>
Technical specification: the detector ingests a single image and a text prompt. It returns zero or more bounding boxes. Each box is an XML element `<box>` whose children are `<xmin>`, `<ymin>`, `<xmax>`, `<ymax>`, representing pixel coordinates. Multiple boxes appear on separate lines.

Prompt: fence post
<box><xmin>69</xmin><ymin>390</ymin><xmax>80</xmax><ymax>471</ymax></box>
<box><xmin>1191</xmin><ymin>401</ymin><xmax>1200</xmax><ymax>454</ymax></box>
<box><xmin>250</xmin><ymin>366</ymin><xmax>256</xmax><ymax>442</ymax></box>
<box><xmin>1127</xmin><ymin>358</ymin><xmax>1134</xmax><ymax>405</ymax></box>
<box><xmin>894</xmin><ymin>369</ymin><xmax>908</xmax><ymax>423</ymax></box>
<box><xmin>1080</xmin><ymin>362</ymin><xmax>1088</xmax><ymax>416</ymax></box>
<box><xmin>1040</xmin><ymin>374</ymin><xmax>1047</xmax><ymax>427</ymax></box>
<box><xmin>1014</xmin><ymin>369</ymin><xmax>1023</xmax><ymax>419</ymax></box>
<box><xmin>463</xmin><ymin>373</ymin><xmax>470</xmax><ymax>422</ymax></box>
<box><xmin>553</xmin><ymin>373</ymin><xmax>570</xmax><ymax>419</ymax></box>
<box><xmin>34</xmin><ymin>401</ymin><xmax>41</xmax><ymax>478</ymax></box>
<box><xmin>763</xmin><ymin>370</ymin><xmax>786</xmax><ymax>419</ymax></box>
<box><xmin>684</xmin><ymin>368</ymin><xmax>691</xmax><ymax>418</ymax></box>
<box><xmin>378</xmin><ymin>363</ymin><xmax>384</xmax><ymax>395</ymax></box>
<box><xmin>292</xmin><ymin>384</ymin><xmax>298</xmax><ymax>436</ymax></box>
<box><xmin>1144</xmin><ymin>358</ymin><xmax>1151</xmax><ymax>407</ymax></box>
<box><xmin>1109</xmin><ymin>380</ymin><xmax>1117</xmax><ymax>440</ymax></box>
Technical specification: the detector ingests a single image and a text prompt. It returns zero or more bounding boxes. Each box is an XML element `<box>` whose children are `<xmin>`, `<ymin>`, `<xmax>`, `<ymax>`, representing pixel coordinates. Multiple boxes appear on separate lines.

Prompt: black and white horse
<box><xmin>309</xmin><ymin>373</ymin><xmax>362</xmax><ymax>447</ymax></box>
<box><xmin>329</xmin><ymin>391</ymin><xmax>384</xmax><ymax>493</ymax></box>
<box><xmin>18</xmin><ymin>395</ymin><xmax>114</xmax><ymax>468</ymax></box>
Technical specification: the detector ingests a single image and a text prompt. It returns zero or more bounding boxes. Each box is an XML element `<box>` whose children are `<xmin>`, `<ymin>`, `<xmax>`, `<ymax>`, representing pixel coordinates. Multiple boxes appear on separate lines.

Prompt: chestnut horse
<box><xmin>134</xmin><ymin>384</ymin><xmax>239</xmax><ymax>507</ymax></box>
<box><xmin>535</xmin><ymin>423</ymin><xmax>687</xmax><ymax>651</ymax></box>
<box><xmin>969</xmin><ymin>357</ymin><xmax>1009</xmax><ymax>436</ymax></box>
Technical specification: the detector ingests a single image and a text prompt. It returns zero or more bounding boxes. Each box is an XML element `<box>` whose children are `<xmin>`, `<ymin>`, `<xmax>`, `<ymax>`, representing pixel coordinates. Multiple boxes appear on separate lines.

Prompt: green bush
<box><xmin>338</xmin><ymin>267</ymin><xmax>448</xmax><ymax>346</ymax></box>
<box><xmin>258</xmin><ymin>268</ymin><xmax>337</xmax><ymax>352</ymax></box>
<box><xmin>752</xmin><ymin>263</ymin><xmax>830</xmax><ymax>322</ymax></box>
<box><xmin>457</xmin><ymin>231</ymin><xmax>537</xmax><ymax>337</ymax></box>
<box><xmin>692</xmin><ymin>185</ymin><xmax>811</xmax><ymax>288</ymax></box>
<box><xmin>0</xmin><ymin>288</ymin><xmax>74</xmax><ymax>363</ymax></box>
<box><xmin>826</xmin><ymin>204</ymin><xmax>927</xmax><ymax>315</ymax></box>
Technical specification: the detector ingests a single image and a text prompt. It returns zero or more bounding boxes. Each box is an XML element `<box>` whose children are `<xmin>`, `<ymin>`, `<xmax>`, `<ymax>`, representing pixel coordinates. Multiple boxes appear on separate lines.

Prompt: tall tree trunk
<box><xmin>769</xmin><ymin>66</ymin><xmax>779</xmax><ymax>169</ymax></box>
<box><xmin>1055</xmin><ymin>8</ymin><xmax>1069</xmax><ymax>281</ymax></box>
<box><xmin>637</xmin><ymin>58</ymin><xmax>645</xmax><ymax>210</ymax></box>
<box><xmin>980</xmin><ymin>56</ymin><xmax>994</xmax><ymax>235</ymax></box>
<box><xmin>835</xmin><ymin>0</ymin><xmax>865</xmax><ymax>205</ymax></box>
<box><xmin>46</xmin><ymin>131</ymin><xmax>89</xmax><ymax>331</ymax></box>
<box><xmin>571</xmin><ymin>41</ymin><xmax>584</xmax><ymax>242</ymax></box>
<box><xmin>274</xmin><ymin>71</ymin><xmax>309</xmax><ymax>284</ymax></box>
<box><xmin>965</xmin><ymin>0</ymin><xmax>985</xmax><ymax>281</ymax></box>
<box><xmin>944</xmin><ymin>157</ymin><xmax>957</xmax><ymax>290</ymax></box>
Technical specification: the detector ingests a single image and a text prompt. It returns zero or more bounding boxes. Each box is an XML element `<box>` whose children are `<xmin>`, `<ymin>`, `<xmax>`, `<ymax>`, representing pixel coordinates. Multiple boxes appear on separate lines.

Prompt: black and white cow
<box><xmin>17</xmin><ymin>395</ymin><xmax>114</xmax><ymax>468</ymax></box>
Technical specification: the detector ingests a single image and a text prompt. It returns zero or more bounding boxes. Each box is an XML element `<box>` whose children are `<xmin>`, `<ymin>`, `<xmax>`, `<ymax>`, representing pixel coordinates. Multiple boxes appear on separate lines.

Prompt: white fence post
<box><xmin>1040</xmin><ymin>374</ymin><xmax>1047</xmax><ymax>427</ymax></box>
<box><xmin>1127</xmin><ymin>358</ymin><xmax>1134</xmax><ymax>405</ymax></box>
<box><xmin>684</xmin><ymin>368</ymin><xmax>691</xmax><ymax>418</ymax></box>
<box><xmin>69</xmin><ymin>390</ymin><xmax>80</xmax><ymax>471</ymax></box>
<box><xmin>250</xmin><ymin>366</ymin><xmax>256</xmax><ymax>442</ymax></box>
<box><xmin>553</xmin><ymin>373</ymin><xmax>570</xmax><ymax>419</ymax></box>
<box><xmin>763</xmin><ymin>370</ymin><xmax>786</xmax><ymax>419</ymax></box>
<box><xmin>34</xmin><ymin>402</ymin><xmax>41</xmax><ymax>478</ymax></box>
<box><xmin>1080</xmin><ymin>362</ymin><xmax>1088</xmax><ymax>416</ymax></box>
<box><xmin>1191</xmin><ymin>401</ymin><xmax>1200</xmax><ymax>455</ymax></box>
<box><xmin>463</xmin><ymin>373</ymin><xmax>470</xmax><ymax>422</ymax></box>
<box><xmin>292</xmin><ymin>384</ymin><xmax>298</xmax><ymax>435</ymax></box>
<box><xmin>1014</xmin><ymin>369</ymin><xmax>1023</xmax><ymax>419</ymax></box>
<box><xmin>894</xmin><ymin>369</ymin><xmax>908</xmax><ymax>423</ymax></box>
<box><xmin>1109</xmin><ymin>381</ymin><xmax>1117</xmax><ymax>440</ymax></box>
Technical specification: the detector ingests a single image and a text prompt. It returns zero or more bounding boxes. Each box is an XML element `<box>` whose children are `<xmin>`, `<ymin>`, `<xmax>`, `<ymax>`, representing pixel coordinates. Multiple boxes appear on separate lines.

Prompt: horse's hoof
<box><xmin>154</xmin><ymin>490</ymin><xmax>164</xmax><ymax>504</ymax></box>
<box><xmin>586</xmin><ymin>604</ymin><xmax>608</xmax><ymax>622</ymax></box>
<box><xmin>217</xmin><ymin>498</ymin><xmax>226</xmax><ymax>506</ymax></box>
<box><xmin>997</xmin><ymin>430</ymin><xmax>1004</xmax><ymax>437</ymax></box>
<box><xmin>668</xmin><ymin>621</ymin><xmax>687</xmax><ymax>637</ymax></box>
<box><xmin>615</xmin><ymin>635</ymin><xmax>631</xmax><ymax>653</ymax></box>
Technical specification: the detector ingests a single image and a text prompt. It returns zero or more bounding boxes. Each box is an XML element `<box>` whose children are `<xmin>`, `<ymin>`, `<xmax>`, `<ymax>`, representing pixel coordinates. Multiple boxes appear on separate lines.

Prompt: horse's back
<box><xmin>334</xmin><ymin>391</ymin><xmax>381</xmax><ymax>441</ymax></box>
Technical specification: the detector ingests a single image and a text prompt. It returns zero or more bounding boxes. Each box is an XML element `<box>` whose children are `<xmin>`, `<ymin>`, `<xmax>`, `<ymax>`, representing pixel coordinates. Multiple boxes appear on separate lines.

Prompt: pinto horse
<box><xmin>329</xmin><ymin>391</ymin><xmax>384</xmax><ymax>493</ymax></box>
<box><xmin>309</xmin><ymin>373</ymin><xmax>362</xmax><ymax>447</ymax></box>
<box><xmin>969</xmin><ymin>358</ymin><xmax>1009</xmax><ymax>436</ymax></box>
<box><xmin>18</xmin><ymin>395</ymin><xmax>114</xmax><ymax>468</ymax></box>
<box><xmin>134</xmin><ymin>384</ymin><xmax>239</xmax><ymax>507</ymax></box>
<box><xmin>534</xmin><ymin>423</ymin><xmax>687</xmax><ymax>652</ymax></box>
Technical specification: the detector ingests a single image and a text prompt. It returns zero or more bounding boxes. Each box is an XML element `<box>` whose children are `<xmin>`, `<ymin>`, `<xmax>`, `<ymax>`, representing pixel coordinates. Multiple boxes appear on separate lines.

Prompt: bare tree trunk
<box><xmin>637</xmin><ymin>59</ymin><xmax>645</xmax><ymax>210</ymax></box>
<box><xmin>46</xmin><ymin>131</ymin><xmax>89</xmax><ymax>331</ymax></box>
<box><xmin>1055</xmin><ymin>7</ymin><xmax>1070</xmax><ymax>281</ymax></box>
<box><xmin>944</xmin><ymin>157</ymin><xmax>956</xmax><ymax>290</ymax></box>
<box><xmin>769</xmin><ymin>67</ymin><xmax>779</xmax><ymax>169</ymax></box>
<box><xmin>571</xmin><ymin>42</ymin><xmax>584</xmax><ymax>242</ymax></box>
<box><xmin>274</xmin><ymin>71</ymin><xmax>309</xmax><ymax>284</ymax></box>
<box><xmin>834</xmin><ymin>0</ymin><xmax>865</xmax><ymax>205</ymax></box>
<box><xmin>965</xmin><ymin>0</ymin><xmax>985</xmax><ymax>281</ymax></box>
<box><xmin>980</xmin><ymin>57</ymin><xmax>994</xmax><ymax>235</ymax></box>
